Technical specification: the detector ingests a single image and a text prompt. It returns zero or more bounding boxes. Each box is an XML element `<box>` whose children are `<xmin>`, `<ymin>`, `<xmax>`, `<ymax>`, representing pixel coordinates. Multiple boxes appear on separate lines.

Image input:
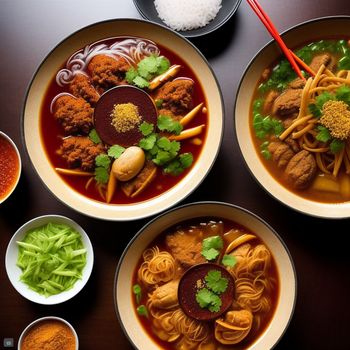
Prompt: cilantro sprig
<box><xmin>195</xmin><ymin>270</ymin><xmax>229</xmax><ymax>313</ymax></box>
<box><xmin>94</xmin><ymin>154</ymin><xmax>111</xmax><ymax>184</ymax></box>
<box><xmin>126</xmin><ymin>55</ymin><xmax>170</xmax><ymax>89</ymax></box>
<box><xmin>138</xmin><ymin>120</ymin><xmax>193</xmax><ymax>176</ymax></box>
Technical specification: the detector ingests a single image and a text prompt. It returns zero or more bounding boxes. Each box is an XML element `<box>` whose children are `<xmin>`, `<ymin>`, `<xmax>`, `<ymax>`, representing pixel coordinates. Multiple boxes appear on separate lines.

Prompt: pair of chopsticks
<box><xmin>247</xmin><ymin>0</ymin><xmax>315</xmax><ymax>80</ymax></box>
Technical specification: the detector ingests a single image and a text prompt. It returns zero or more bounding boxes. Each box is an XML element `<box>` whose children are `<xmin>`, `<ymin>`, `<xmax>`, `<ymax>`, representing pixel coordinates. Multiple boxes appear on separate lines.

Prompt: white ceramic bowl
<box><xmin>18</xmin><ymin>316</ymin><xmax>79</xmax><ymax>350</ymax></box>
<box><xmin>115</xmin><ymin>201</ymin><xmax>296</xmax><ymax>350</ymax></box>
<box><xmin>0</xmin><ymin>131</ymin><xmax>21</xmax><ymax>204</ymax></box>
<box><xmin>22</xmin><ymin>19</ymin><xmax>223</xmax><ymax>221</ymax></box>
<box><xmin>235</xmin><ymin>16</ymin><xmax>350</xmax><ymax>218</ymax></box>
<box><xmin>5</xmin><ymin>215</ymin><xmax>94</xmax><ymax>305</ymax></box>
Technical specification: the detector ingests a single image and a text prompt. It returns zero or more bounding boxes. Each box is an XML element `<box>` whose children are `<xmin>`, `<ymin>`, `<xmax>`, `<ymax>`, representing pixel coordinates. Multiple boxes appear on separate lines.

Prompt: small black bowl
<box><xmin>133</xmin><ymin>0</ymin><xmax>242</xmax><ymax>38</ymax></box>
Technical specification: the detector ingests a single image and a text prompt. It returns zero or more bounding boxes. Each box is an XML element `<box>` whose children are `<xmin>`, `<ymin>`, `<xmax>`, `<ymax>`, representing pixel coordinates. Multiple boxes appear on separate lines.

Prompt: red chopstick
<box><xmin>246</xmin><ymin>0</ymin><xmax>310</xmax><ymax>80</ymax></box>
<box><xmin>289</xmin><ymin>50</ymin><xmax>316</xmax><ymax>77</ymax></box>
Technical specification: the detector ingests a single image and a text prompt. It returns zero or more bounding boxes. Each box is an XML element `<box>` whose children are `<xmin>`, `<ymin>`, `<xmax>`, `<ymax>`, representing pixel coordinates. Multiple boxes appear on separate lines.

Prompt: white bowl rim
<box><xmin>18</xmin><ymin>315</ymin><xmax>79</xmax><ymax>350</ymax></box>
<box><xmin>234</xmin><ymin>15</ymin><xmax>350</xmax><ymax>219</ymax></box>
<box><xmin>0</xmin><ymin>131</ymin><xmax>22</xmax><ymax>204</ymax></box>
<box><xmin>5</xmin><ymin>214</ymin><xmax>94</xmax><ymax>305</ymax></box>
<box><xmin>20</xmin><ymin>18</ymin><xmax>225</xmax><ymax>221</ymax></box>
<box><xmin>114</xmin><ymin>200</ymin><xmax>297</xmax><ymax>350</ymax></box>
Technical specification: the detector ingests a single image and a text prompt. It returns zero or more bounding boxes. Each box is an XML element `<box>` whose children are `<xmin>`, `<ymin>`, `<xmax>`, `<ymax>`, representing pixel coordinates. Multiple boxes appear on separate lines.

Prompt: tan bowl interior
<box><xmin>235</xmin><ymin>17</ymin><xmax>350</xmax><ymax>218</ymax></box>
<box><xmin>115</xmin><ymin>202</ymin><xmax>296</xmax><ymax>350</ymax></box>
<box><xmin>23</xmin><ymin>20</ymin><xmax>223</xmax><ymax>220</ymax></box>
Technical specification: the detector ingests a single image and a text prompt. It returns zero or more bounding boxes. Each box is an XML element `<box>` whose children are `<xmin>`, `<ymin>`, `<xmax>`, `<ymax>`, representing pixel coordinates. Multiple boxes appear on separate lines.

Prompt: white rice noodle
<box><xmin>154</xmin><ymin>0</ymin><xmax>222</xmax><ymax>31</ymax></box>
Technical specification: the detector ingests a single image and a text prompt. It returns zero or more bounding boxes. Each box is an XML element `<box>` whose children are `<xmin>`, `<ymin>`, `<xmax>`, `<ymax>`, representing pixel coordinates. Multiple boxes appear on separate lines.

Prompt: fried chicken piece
<box><xmin>54</xmin><ymin>95</ymin><xmax>93</xmax><ymax>135</ymax></box>
<box><xmin>69</xmin><ymin>74</ymin><xmax>100</xmax><ymax>105</ymax></box>
<box><xmin>88</xmin><ymin>55</ymin><xmax>130</xmax><ymax>90</ymax></box>
<box><xmin>58</xmin><ymin>136</ymin><xmax>105</xmax><ymax>171</ymax></box>
<box><xmin>155</xmin><ymin>79</ymin><xmax>194</xmax><ymax>115</ymax></box>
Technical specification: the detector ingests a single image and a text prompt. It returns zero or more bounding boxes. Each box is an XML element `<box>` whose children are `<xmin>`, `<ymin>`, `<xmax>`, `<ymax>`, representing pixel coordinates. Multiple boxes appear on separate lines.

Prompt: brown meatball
<box><xmin>58</xmin><ymin>136</ymin><xmax>105</xmax><ymax>171</ymax></box>
<box><xmin>88</xmin><ymin>55</ymin><xmax>130</xmax><ymax>90</ymax></box>
<box><xmin>309</xmin><ymin>53</ymin><xmax>332</xmax><ymax>72</ymax></box>
<box><xmin>155</xmin><ymin>79</ymin><xmax>194</xmax><ymax>115</ymax></box>
<box><xmin>54</xmin><ymin>96</ymin><xmax>93</xmax><ymax>135</ymax></box>
<box><xmin>272</xmin><ymin>88</ymin><xmax>303</xmax><ymax>116</ymax></box>
<box><xmin>263</xmin><ymin>90</ymin><xmax>279</xmax><ymax>114</ymax></box>
<box><xmin>289</xmin><ymin>78</ymin><xmax>305</xmax><ymax>89</ymax></box>
<box><xmin>285</xmin><ymin>150</ymin><xmax>316</xmax><ymax>189</ymax></box>
<box><xmin>69</xmin><ymin>74</ymin><xmax>100</xmax><ymax>105</ymax></box>
<box><xmin>268</xmin><ymin>141</ymin><xmax>295</xmax><ymax>168</ymax></box>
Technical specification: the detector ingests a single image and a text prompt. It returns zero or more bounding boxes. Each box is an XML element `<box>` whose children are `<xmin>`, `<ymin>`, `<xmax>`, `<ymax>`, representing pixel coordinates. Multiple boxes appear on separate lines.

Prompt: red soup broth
<box><xmin>0</xmin><ymin>134</ymin><xmax>20</xmax><ymax>201</ymax></box>
<box><xmin>40</xmin><ymin>38</ymin><xmax>208</xmax><ymax>204</ymax></box>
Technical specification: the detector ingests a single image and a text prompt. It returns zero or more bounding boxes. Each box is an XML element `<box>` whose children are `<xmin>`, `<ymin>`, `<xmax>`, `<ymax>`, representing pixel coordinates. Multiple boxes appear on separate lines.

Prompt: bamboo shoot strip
<box><xmin>16</xmin><ymin>222</ymin><xmax>87</xmax><ymax>297</ymax></box>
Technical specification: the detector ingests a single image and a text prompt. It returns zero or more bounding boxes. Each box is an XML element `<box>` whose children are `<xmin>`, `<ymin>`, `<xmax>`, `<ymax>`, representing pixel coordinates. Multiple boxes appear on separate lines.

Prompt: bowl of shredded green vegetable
<box><xmin>5</xmin><ymin>215</ymin><xmax>94</xmax><ymax>304</ymax></box>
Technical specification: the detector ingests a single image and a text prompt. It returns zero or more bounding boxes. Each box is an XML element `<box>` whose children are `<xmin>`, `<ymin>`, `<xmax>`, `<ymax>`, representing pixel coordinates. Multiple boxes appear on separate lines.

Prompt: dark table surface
<box><xmin>1</xmin><ymin>0</ymin><xmax>350</xmax><ymax>349</ymax></box>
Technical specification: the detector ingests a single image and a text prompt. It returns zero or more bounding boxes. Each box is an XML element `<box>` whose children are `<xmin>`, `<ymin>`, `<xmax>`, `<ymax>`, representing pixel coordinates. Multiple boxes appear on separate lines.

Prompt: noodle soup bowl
<box><xmin>22</xmin><ymin>19</ymin><xmax>223</xmax><ymax>221</ymax></box>
<box><xmin>115</xmin><ymin>202</ymin><xmax>296</xmax><ymax>350</ymax></box>
<box><xmin>235</xmin><ymin>16</ymin><xmax>350</xmax><ymax>218</ymax></box>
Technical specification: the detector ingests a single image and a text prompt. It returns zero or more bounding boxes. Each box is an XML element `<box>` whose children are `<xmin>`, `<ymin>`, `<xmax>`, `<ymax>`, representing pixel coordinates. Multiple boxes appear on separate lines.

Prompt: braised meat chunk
<box><xmin>155</xmin><ymin>79</ymin><xmax>194</xmax><ymax>115</ymax></box>
<box><xmin>263</xmin><ymin>90</ymin><xmax>279</xmax><ymax>114</ymax></box>
<box><xmin>272</xmin><ymin>88</ymin><xmax>303</xmax><ymax>116</ymax></box>
<box><xmin>88</xmin><ymin>55</ymin><xmax>130</xmax><ymax>90</ymax></box>
<box><xmin>54</xmin><ymin>96</ymin><xmax>93</xmax><ymax>135</ymax></box>
<box><xmin>309</xmin><ymin>53</ymin><xmax>335</xmax><ymax>72</ymax></box>
<box><xmin>268</xmin><ymin>141</ymin><xmax>295</xmax><ymax>168</ymax></box>
<box><xmin>165</xmin><ymin>230</ymin><xmax>206</xmax><ymax>269</ymax></box>
<box><xmin>285</xmin><ymin>150</ymin><xmax>316</xmax><ymax>189</ymax></box>
<box><xmin>58</xmin><ymin>136</ymin><xmax>105</xmax><ymax>171</ymax></box>
<box><xmin>69</xmin><ymin>73</ymin><xmax>100</xmax><ymax>105</ymax></box>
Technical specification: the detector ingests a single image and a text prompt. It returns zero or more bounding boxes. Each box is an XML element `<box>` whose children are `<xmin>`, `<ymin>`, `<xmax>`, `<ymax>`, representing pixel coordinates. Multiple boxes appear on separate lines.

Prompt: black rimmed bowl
<box><xmin>235</xmin><ymin>16</ymin><xmax>350</xmax><ymax>218</ymax></box>
<box><xmin>114</xmin><ymin>201</ymin><xmax>296</xmax><ymax>350</ymax></box>
<box><xmin>22</xmin><ymin>19</ymin><xmax>224</xmax><ymax>221</ymax></box>
<box><xmin>133</xmin><ymin>0</ymin><xmax>242</xmax><ymax>38</ymax></box>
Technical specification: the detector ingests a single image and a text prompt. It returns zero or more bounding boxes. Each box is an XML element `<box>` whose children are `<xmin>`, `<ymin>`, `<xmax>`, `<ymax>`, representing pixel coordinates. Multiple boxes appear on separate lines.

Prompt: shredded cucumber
<box><xmin>16</xmin><ymin>222</ymin><xmax>87</xmax><ymax>297</ymax></box>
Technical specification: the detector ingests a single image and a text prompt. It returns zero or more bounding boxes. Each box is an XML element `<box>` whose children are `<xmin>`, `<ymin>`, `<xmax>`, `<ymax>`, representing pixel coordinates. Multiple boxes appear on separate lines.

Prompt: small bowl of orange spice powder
<box><xmin>0</xmin><ymin>131</ymin><xmax>21</xmax><ymax>204</ymax></box>
<box><xmin>18</xmin><ymin>316</ymin><xmax>78</xmax><ymax>350</ymax></box>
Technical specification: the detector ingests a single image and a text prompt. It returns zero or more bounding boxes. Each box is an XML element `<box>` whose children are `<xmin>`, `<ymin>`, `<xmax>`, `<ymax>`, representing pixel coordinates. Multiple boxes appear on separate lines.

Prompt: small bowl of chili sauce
<box><xmin>0</xmin><ymin>131</ymin><xmax>21</xmax><ymax>203</ymax></box>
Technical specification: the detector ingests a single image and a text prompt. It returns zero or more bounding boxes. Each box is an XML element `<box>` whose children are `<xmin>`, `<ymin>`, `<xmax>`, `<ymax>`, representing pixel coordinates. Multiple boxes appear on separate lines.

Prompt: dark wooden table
<box><xmin>1</xmin><ymin>0</ymin><xmax>350</xmax><ymax>349</ymax></box>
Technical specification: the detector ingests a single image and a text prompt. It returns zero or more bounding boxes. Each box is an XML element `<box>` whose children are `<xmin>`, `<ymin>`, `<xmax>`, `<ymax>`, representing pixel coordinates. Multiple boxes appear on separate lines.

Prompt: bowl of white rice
<box><xmin>133</xmin><ymin>0</ymin><xmax>242</xmax><ymax>37</ymax></box>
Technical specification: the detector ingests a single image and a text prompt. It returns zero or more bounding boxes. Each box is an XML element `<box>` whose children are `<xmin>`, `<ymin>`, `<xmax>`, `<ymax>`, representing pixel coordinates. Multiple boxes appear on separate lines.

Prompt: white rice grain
<box><xmin>154</xmin><ymin>0</ymin><xmax>222</xmax><ymax>31</ymax></box>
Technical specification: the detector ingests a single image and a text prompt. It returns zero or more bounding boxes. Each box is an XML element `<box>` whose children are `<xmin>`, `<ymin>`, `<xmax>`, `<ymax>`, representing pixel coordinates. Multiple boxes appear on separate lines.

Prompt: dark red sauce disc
<box><xmin>94</xmin><ymin>85</ymin><xmax>157</xmax><ymax>147</ymax></box>
<box><xmin>178</xmin><ymin>262</ymin><xmax>235</xmax><ymax>321</ymax></box>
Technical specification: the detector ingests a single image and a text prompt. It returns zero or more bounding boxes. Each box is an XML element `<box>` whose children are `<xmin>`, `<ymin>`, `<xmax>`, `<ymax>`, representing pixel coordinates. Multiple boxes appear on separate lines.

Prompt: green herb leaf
<box><xmin>315</xmin><ymin>91</ymin><xmax>335</xmax><ymax>110</ymax></box>
<box><xmin>157</xmin><ymin>115</ymin><xmax>183</xmax><ymax>135</ymax></box>
<box><xmin>133</xmin><ymin>76</ymin><xmax>149</xmax><ymax>89</ymax></box>
<box><xmin>139</xmin><ymin>122</ymin><xmax>154</xmax><ymax>136</ymax></box>
<box><xmin>94</xmin><ymin>167</ymin><xmax>109</xmax><ymax>184</ymax></box>
<box><xmin>196</xmin><ymin>288</ymin><xmax>213</xmax><ymax>308</ymax></box>
<box><xmin>330</xmin><ymin>139</ymin><xmax>345</xmax><ymax>154</ymax></box>
<box><xmin>133</xmin><ymin>284</ymin><xmax>142</xmax><ymax>304</ymax></box>
<box><xmin>156</xmin><ymin>56</ymin><xmax>170</xmax><ymax>74</ymax></box>
<box><xmin>126</xmin><ymin>67</ymin><xmax>138</xmax><ymax>84</ymax></box>
<box><xmin>208</xmin><ymin>294</ymin><xmax>222</xmax><ymax>313</ymax></box>
<box><xmin>108</xmin><ymin>145</ymin><xmax>125</xmax><ymax>159</ymax></box>
<box><xmin>308</xmin><ymin>103</ymin><xmax>322</xmax><ymax>118</ymax></box>
<box><xmin>163</xmin><ymin>159</ymin><xmax>182</xmax><ymax>176</ymax></box>
<box><xmin>202</xmin><ymin>236</ymin><xmax>223</xmax><ymax>251</ymax></box>
<box><xmin>222</xmin><ymin>254</ymin><xmax>237</xmax><ymax>267</ymax></box>
<box><xmin>179</xmin><ymin>153</ymin><xmax>193</xmax><ymax>168</ymax></box>
<box><xmin>138</xmin><ymin>55</ymin><xmax>158</xmax><ymax>78</ymax></box>
<box><xmin>336</xmin><ymin>85</ymin><xmax>350</xmax><ymax>105</ymax></box>
<box><xmin>137</xmin><ymin>305</ymin><xmax>149</xmax><ymax>318</ymax></box>
<box><xmin>152</xmin><ymin>150</ymin><xmax>174</xmax><ymax>166</ymax></box>
<box><xmin>316</xmin><ymin>125</ymin><xmax>332</xmax><ymax>143</ymax></box>
<box><xmin>202</xmin><ymin>247</ymin><xmax>220</xmax><ymax>261</ymax></box>
<box><xmin>95</xmin><ymin>154</ymin><xmax>111</xmax><ymax>169</ymax></box>
<box><xmin>205</xmin><ymin>270</ymin><xmax>228</xmax><ymax>294</ymax></box>
<box><xmin>253</xmin><ymin>114</ymin><xmax>284</xmax><ymax>139</ymax></box>
<box><xmin>89</xmin><ymin>129</ymin><xmax>101</xmax><ymax>144</ymax></box>
<box><xmin>155</xmin><ymin>99</ymin><xmax>163</xmax><ymax>108</ymax></box>
<box><xmin>157</xmin><ymin>137</ymin><xmax>172</xmax><ymax>151</ymax></box>
<box><xmin>139</xmin><ymin>134</ymin><xmax>157</xmax><ymax>150</ymax></box>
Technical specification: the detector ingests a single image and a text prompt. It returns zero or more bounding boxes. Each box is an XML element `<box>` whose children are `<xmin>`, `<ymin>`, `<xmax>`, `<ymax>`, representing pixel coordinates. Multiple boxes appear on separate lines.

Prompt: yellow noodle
<box><xmin>309</xmin><ymin>84</ymin><xmax>341</xmax><ymax>94</ymax></box>
<box><xmin>333</xmin><ymin>147</ymin><xmax>345</xmax><ymax>177</ymax></box>
<box><xmin>302</xmin><ymin>145</ymin><xmax>329</xmax><ymax>152</ymax></box>
<box><xmin>319</xmin><ymin>77</ymin><xmax>350</xmax><ymax>85</ymax></box>
<box><xmin>344</xmin><ymin>152</ymin><xmax>350</xmax><ymax>174</ymax></box>
<box><xmin>316</xmin><ymin>153</ymin><xmax>331</xmax><ymax>174</ymax></box>
<box><xmin>310</xmin><ymin>65</ymin><xmax>326</xmax><ymax>91</ymax></box>
<box><xmin>296</xmin><ymin>77</ymin><xmax>313</xmax><ymax>120</ymax></box>
<box><xmin>279</xmin><ymin>114</ymin><xmax>313</xmax><ymax>140</ymax></box>
<box><xmin>292</xmin><ymin>123</ymin><xmax>315</xmax><ymax>139</ymax></box>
